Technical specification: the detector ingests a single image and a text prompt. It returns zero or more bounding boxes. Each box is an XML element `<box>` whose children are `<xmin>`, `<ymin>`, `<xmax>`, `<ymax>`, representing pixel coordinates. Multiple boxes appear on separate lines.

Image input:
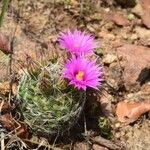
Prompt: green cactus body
<box><xmin>17</xmin><ymin>62</ymin><xmax>85</xmax><ymax>136</ymax></box>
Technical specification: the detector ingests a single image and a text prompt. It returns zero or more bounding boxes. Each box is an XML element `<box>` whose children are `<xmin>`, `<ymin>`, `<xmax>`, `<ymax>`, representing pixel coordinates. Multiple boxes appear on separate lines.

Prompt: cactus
<box><xmin>17</xmin><ymin>60</ymin><xmax>86</xmax><ymax>136</ymax></box>
<box><xmin>17</xmin><ymin>29</ymin><xmax>102</xmax><ymax>137</ymax></box>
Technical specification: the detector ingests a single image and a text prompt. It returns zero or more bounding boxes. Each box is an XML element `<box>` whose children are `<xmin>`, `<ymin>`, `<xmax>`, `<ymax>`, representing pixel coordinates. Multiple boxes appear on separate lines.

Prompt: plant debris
<box><xmin>0</xmin><ymin>32</ymin><xmax>11</xmax><ymax>55</ymax></box>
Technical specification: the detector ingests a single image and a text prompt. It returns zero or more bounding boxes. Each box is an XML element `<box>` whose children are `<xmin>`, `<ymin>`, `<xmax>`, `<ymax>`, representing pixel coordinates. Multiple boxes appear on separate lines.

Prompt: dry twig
<box><xmin>90</xmin><ymin>136</ymin><xmax>122</xmax><ymax>150</ymax></box>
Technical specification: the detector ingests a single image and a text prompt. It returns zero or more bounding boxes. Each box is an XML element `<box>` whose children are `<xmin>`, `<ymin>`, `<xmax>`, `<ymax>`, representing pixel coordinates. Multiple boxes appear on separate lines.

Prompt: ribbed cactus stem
<box><xmin>17</xmin><ymin>61</ymin><xmax>86</xmax><ymax>136</ymax></box>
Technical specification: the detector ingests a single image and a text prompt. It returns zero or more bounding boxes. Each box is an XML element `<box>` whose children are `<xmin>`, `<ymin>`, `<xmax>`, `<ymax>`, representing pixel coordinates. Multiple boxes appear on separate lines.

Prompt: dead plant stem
<box><xmin>0</xmin><ymin>0</ymin><xmax>10</xmax><ymax>27</ymax></box>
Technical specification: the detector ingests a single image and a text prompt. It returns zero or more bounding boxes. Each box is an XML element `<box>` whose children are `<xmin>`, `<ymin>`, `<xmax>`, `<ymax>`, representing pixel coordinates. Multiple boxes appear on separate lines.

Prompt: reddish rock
<box><xmin>93</xmin><ymin>144</ymin><xmax>108</xmax><ymax>150</ymax></box>
<box><xmin>142</xmin><ymin>13</ymin><xmax>150</xmax><ymax>29</ymax></box>
<box><xmin>117</xmin><ymin>44</ymin><xmax>150</xmax><ymax>90</ymax></box>
<box><xmin>73</xmin><ymin>142</ymin><xmax>89</xmax><ymax>150</ymax></box>
<box><xmin>131</xmin><ymin>3</ymin><xmax>144</xmax><ymax>17</ymax></box>
<box><xmin>116</xmin><ymin>100</ymin><xmax>150</xmax><ymax>124</ymax></box>
<box><xmin>141</xmin><ymin>0</ymin><xmax>150</xmax><ymax>28</ymax></box>
<box><xmin>141</xmin><ymin>83</ymin><xmax>150</xmax><ymax>94</ymax></box>
<box><xmin>142</xmin><ymin>0</ymin><xmax>150</xmax><ymax>10</ymax></box>
<box><xmin>134</xmin><ymin>26</ymin><xmax>150</xmax><ymax>46</ymax></box>
<box><xmin>104</xmin><ymin>12</ymin><xmax>130</xmax><ymax>26</ymax></box>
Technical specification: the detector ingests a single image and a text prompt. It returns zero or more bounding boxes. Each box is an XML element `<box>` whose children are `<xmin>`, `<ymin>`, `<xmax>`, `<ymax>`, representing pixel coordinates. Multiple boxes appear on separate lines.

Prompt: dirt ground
<box><xmin>0</xmin><ymin>0</ymin><xmax>150</xmax><ymax>150</ymax></box>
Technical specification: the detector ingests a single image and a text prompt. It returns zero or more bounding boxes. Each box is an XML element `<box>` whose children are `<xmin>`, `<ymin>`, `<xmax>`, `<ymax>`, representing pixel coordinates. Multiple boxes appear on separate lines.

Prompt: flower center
<box><xmin>76</xmin><ymin>71</ymin><xmax>84</xmax><ymax>81</ymax></box>
<box><xmin>74</xmin><ymin>43</ymin><xmax>79</xmax><ymax>48</ymax></box>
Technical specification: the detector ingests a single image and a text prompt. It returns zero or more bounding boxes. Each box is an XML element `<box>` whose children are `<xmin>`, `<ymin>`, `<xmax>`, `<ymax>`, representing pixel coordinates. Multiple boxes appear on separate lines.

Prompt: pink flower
<box><xmin>63</xmin><ymin>57</ymin><xmax>103</xmax><ymax>90</ymax></box>
<box><xmin>58</xmin><ymin>30</ymin><xmax>97</xmax><ymax>55</ymax></box>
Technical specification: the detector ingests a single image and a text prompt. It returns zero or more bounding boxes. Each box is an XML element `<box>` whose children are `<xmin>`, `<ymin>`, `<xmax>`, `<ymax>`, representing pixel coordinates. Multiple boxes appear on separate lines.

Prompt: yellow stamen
<box><xmin>76</xmin><ymin>71</ymin><xmax>84</xmax><ymax>81</ymax></box>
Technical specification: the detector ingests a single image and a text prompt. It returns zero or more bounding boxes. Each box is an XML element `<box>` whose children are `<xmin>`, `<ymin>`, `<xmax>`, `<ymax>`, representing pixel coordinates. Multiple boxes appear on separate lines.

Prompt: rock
<box><xmin>141</xmin><ymin>82</ymin><xmax>150</xmax><ymax>94</ymax></box>
<box><xmin>127</xmin><ymin>14</ymin><xmax>136</xmax><ymax>21</ymax></box>
<box><xmin>27</xmin><ymin>13</ymin><xmax>49</xmax><ymax>33</ymax></box>
<box><xmin>87</xmin><ymin>25</ymin><xmax>95</xmax><ymax>32</ymax></box>
<box><xmin>141</xmin><ymin>0</ymin><xmax>150</xmax><ymax>28</ymax></box>
<box><xmin>0</xmin><ymin>81</ymin><xmax>17</xmax><ymax>96</ymax></box>
<box><xmin>125</xmin><ymin>120</ymin><xmax>150</xmax><ymax>150</ymax></box>
<box><xmin>98</xmin><ymin>90</ymin><xmax>114</xmax><ymax>118</ymax></box>
<box><xmin>73</xmin><ymin>142</ymin><xmax>89</xmax><ymax>150</ymax></box>
<box><xmin>140</xmin><ymin>82</ymin><xmax>150</xmax><ymax>101</ymax></box>
<box><xmin>115</xmin><ymin>122</ymin><xmax>121</xmax><ymax>128</ymax></box>
<box><xmin>106</xmin><ymin>63</ymin><xmax>123</xmax><ymax>90</ymax></box>
<box><xmin>134</xmin><ymin>27</ymin><xmax>150</xmax><ymax>39</ymax></box>
<box><xmin>0</xmin><ymin>82</ymin><xmax>10</xmax><ymax>95</ymax></box>
<box><xmin>98</xmin><ymin>31</ymin><xmax>115</xmax><ymax>41</ymax></box>
<box><xmin>130</xmin><ymin>34</ymin><xmax>138</xmax><ymax>41</ymax></box>
<box><xmin>93</xmin><ymin>144</ymin><xmax>108</xmax><ymax>150</ymax></box>
<box><xmin>104</xmin><ymin>12</ymin><xmax>130</xmax><ymax>26</ymax></box>
<box><xmin>131</xmin><ymin>3</ymin><xmax>144</xmax><ymax>17</ymax></box>
<box><xmin>87</xmin><ymin>24</ymin><xmax>100</xmax><ymax>33</ymax></box>
<box><xmin>131</xmin><ymin>0</ymin><xmax>150</xmax><ymax>28</ymax></box>
<box><xmin>116</xmin><ymin>100</ymin><xmax>150</xmax><ymax>124</ymax></box>
<box><xmin>140</xmin><ymin>38</ymin><xmax>150</xmax><ymax>49</ymax></box>
<box><xmin>103</xmin><ymin>53</ymin><xmax>117</xmax><ymax>64</ymax></box>
<box><xmin>142</xmin><ymin>0</ymin><xmax>150</xmax><ymax>12</ymax></box>
<box><xmin>90</xmin><ymin>13</ymin><xmax>102</xmax><ymax>21</ymax></box>
<box><xmin>117</xmin><ymin>44</ymin><xmax>150</xmax><ymax>90</ymax></box>
<box><xmin>142</xmin><ymin>13</ymin><xmax>150</xmax><ymax>29</ymax></box>
<box><xmin>134</xmin><ymin>26</ymin><xmax>150</xmax><ymax>46</ymax></box>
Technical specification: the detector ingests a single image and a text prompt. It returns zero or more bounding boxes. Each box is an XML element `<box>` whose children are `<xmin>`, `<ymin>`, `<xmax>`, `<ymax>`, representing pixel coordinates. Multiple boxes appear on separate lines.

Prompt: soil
<box><xmin>0</xmin><ymin>0</ymin><xmax>150</xmax><ymax>150</ymax></box>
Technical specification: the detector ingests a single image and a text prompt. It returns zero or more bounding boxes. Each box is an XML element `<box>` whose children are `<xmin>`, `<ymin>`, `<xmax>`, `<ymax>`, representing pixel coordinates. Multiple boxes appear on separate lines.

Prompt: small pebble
<box><xmin>103</xmin><ymin>54</ymin><xmax>117</xmax><ymax>64</ymax></box>
<box><xmin>128</xmin><ymin>14</ymin><xmax>135</xmax><ymax>21</ymax></box>
<box><xmin>115</xmin><ymin>122</ymin><xmax>121</xmax><ymax>128</ymax></box>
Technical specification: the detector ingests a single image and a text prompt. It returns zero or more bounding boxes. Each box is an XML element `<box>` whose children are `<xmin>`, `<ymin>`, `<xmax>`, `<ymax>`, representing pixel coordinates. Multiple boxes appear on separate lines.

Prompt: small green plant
<box><xmin>63</xmin><ymin>0</ymin><xmax>71</xmax><ymax>8</ymax></box>
<box><xmin>95</xmin><ymin>48</ymin><xmax>103</xmax><ymax>55</ymax></box>
<box><xmin>98</xmin><ymin>117</ymin><xmax>113</xmax><ymax>139</ymax></box>
<box><xmin>64</xmin><ymin>0</ymin><xmax>71</xmax><ymax>4</ymax></box>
